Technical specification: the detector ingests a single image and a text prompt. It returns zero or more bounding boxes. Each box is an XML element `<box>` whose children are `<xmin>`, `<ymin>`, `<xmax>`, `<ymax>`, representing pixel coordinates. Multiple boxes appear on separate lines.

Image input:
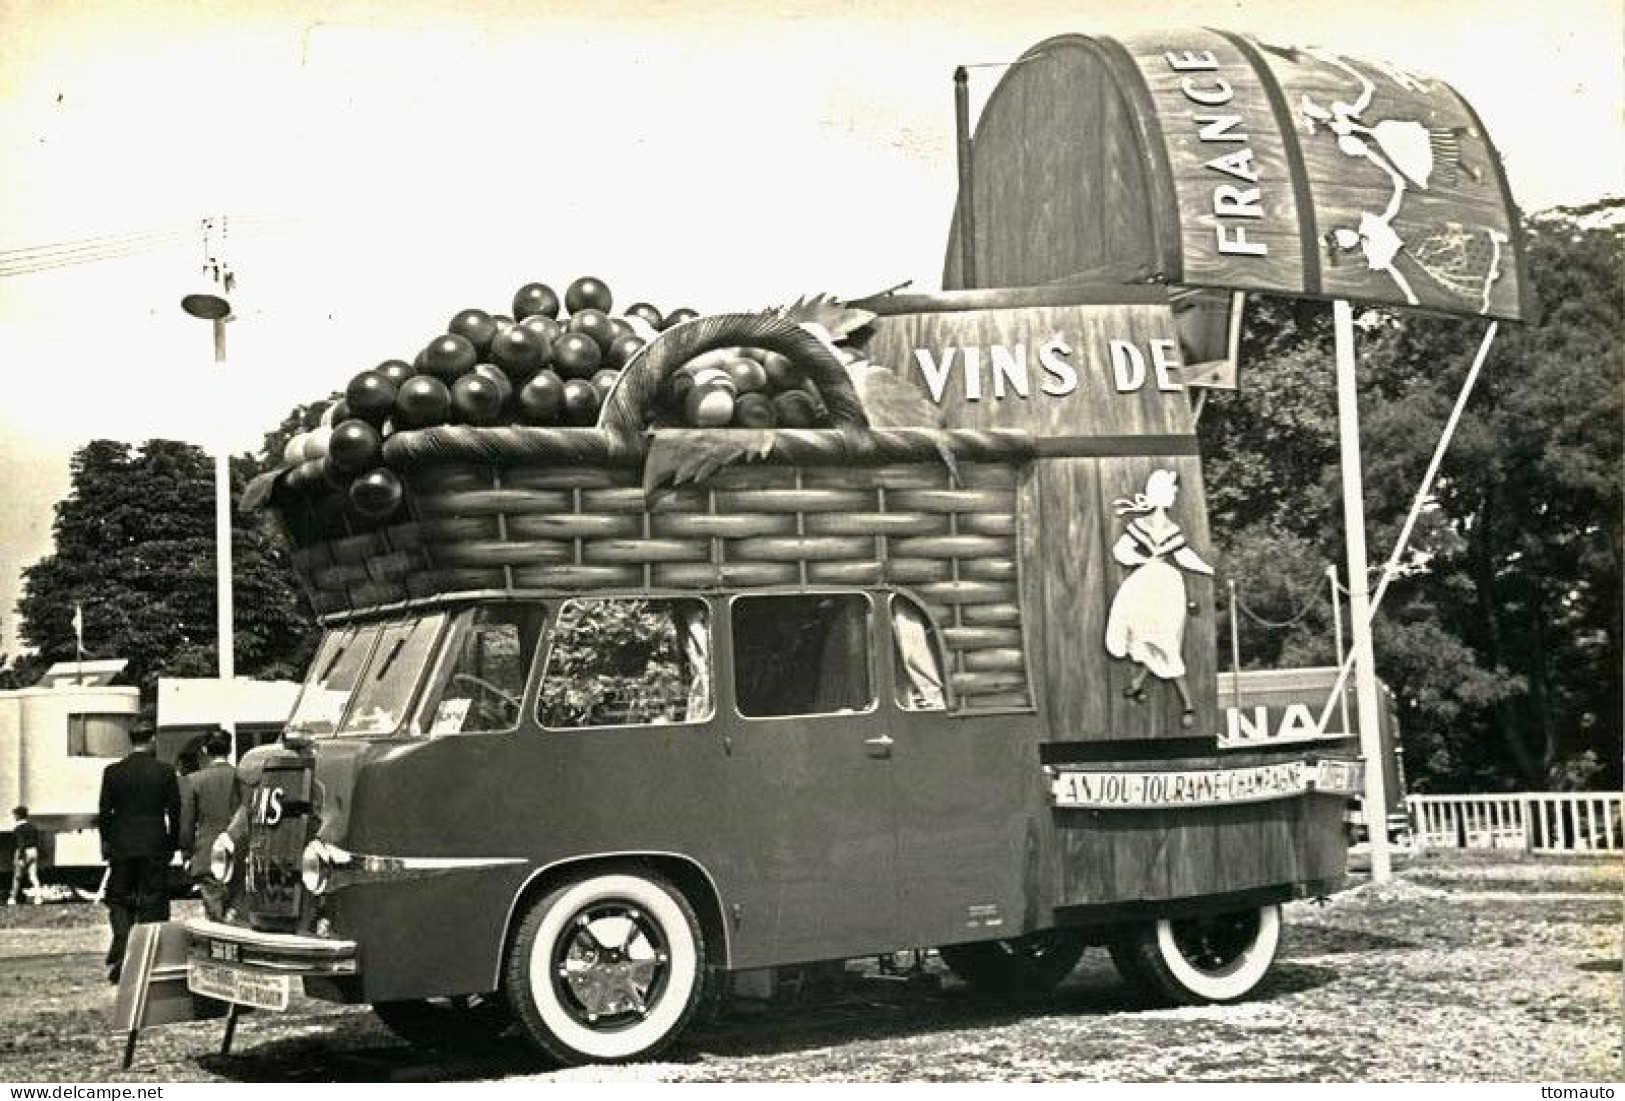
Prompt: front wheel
<box><xmin>1109</xmin><ymin>903</ymin><xmax>1283</xmax><ymax>1005</ymax></box>
<box><xmin>504</xmin><ymin>872</ymin><xmax>705</xmax><ymax>1065</ymax></box>
<box><xmin>938</xmin><ymin>929</ymin><xmax>1085</xmax><ymax>1000</ymax></box>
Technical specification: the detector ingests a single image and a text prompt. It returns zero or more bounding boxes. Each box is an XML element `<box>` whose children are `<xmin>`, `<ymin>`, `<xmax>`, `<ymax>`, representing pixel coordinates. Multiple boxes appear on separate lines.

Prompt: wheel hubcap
<box><xmin>1170</xmin><ymin>910</ymin><xmax>1260</xmax><ymax>972</ymax></box>
<box><xmin>553</xmin><ymin>903</ymin><xmax>670</xmax><ymax>1027</ymax></box>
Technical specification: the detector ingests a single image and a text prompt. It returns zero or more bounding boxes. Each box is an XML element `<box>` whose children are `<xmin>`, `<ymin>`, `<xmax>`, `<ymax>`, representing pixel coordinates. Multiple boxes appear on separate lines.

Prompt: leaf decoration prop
<box><xmin>775</xmin><ymin>293</ymin><xmax>877</xmax><ymax>341</ymax></box>
<box><xmin>644</xmin><ymin>429</ymin><xmax>777</xmax><ymax>494</ymax></box>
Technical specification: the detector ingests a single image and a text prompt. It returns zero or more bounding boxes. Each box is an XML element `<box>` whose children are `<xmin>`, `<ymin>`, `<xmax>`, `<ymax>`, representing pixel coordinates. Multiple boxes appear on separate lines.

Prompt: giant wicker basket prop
<box><xmin>252</xmin><ymin>313</ymin><xmax>1039</xmax><ymax>713</ymax></box>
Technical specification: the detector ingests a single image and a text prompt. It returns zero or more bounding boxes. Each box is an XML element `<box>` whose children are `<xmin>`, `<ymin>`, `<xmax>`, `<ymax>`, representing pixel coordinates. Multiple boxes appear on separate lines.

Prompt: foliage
<box><xmin>536</xmin><ymin>599</ymin><xmax>694</xmax><ymax>728</ymax></box>
<box><xmin>1201</xmin><ymin>204</ymin><xmax>1623</xmax><ymax>791</ymax></box>
<box><xmin>16</xmin><ymin>438</ymin><xmax>319</xmax><ymax>700</ymax></box>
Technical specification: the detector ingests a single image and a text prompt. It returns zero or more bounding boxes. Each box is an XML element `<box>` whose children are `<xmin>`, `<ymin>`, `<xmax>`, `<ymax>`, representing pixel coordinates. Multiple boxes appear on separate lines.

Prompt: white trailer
<box><xmin>0</xmin><ymin>660</ymin><xmax>139</xmax><ymax>873</ymax></box>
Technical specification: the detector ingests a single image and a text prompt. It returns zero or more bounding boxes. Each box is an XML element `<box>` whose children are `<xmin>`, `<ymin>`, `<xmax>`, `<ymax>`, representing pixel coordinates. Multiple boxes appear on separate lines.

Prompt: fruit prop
<box><xmin>349</xmin><ymin>467</ymin><xmax>403</xmax><ymax>518</ymax></box>
<box><xmin>512</xmin><ymin>282</ymin><xmax>560</xmax><ymax>321</ymax></box>
<box><xmin>448</xmin><ymin>309</ymin><xmax>498</xmax><ymax>355</ymax></box>
<box><xmin>254</xmin><ymin>279</ymin><xmax>998</xmax><ymax>595</ymax></box>
<box><xmin>345</xmin><ymin>370</ymin><xmax>397</xmax><ymax>425</ymax></box>
<box><xmin>329</xmin><ymin>419</ymin><xmax>383</xmax><ymax>473</ymax></box>
<box><xmin>247</xmin><ymin>278</ymin><xmax>1035</xmax><ymax>720</ymax></box>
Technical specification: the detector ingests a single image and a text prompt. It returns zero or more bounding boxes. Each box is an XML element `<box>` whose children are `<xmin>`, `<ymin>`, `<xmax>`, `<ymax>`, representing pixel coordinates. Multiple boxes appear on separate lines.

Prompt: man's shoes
<box><xmin>107</xmin><ymin>965</ymin><xmax>122</xmax><ymax>985</ymax></box>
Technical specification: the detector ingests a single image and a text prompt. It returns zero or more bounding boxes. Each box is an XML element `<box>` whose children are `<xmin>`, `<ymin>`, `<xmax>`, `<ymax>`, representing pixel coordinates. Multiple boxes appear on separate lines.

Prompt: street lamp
<box><xmin>182</xmin><ymin>267</ymin><xmax>236</xmax><ymax>754</ymax></box>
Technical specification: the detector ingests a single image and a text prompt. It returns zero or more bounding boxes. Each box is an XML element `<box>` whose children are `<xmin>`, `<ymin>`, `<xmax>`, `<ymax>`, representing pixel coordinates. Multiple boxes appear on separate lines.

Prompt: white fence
<box><xmin>1408</xmin><ymin>792</ymin><xmax>1625</xmax><ymax>853</ymax></box>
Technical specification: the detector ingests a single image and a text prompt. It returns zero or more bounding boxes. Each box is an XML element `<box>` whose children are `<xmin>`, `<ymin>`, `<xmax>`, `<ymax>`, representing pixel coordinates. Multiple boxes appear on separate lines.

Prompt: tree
<box><xmin>1200</xmin><ymin>203</ymin><xmax>1623</xmax><ymax>792</ymax></box>
<box><xmin>17</xmin><ymin>438</ymin><xmax>319</xmax><ymax>698</ymax></box>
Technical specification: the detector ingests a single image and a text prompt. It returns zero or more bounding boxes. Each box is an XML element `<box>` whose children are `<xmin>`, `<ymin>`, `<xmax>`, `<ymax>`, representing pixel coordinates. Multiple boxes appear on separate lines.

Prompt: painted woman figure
<box><xmin>1104</xmin><ymin>469</ymin><xmax>1214</xmax><ymax>726</ymax></box>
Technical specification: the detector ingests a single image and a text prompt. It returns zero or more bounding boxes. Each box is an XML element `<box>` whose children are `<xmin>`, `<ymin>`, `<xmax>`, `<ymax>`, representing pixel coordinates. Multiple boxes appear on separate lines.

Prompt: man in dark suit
<box><xmin>98</xmin><ymin>722</ymin><xmax>181</xmax><ymax>983</ymax></box>
<box><xmin>179</xmin><ymin>727</ymin><xmax>238</xmax><ymax>920</ymax></box>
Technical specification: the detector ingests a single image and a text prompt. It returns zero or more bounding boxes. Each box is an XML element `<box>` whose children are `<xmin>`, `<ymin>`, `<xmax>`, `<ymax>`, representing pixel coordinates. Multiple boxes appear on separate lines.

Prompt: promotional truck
<box><xmin>179</xmin><ymin>28</ymin><xmax>1524</xmax><ymax>1066</ymax></box>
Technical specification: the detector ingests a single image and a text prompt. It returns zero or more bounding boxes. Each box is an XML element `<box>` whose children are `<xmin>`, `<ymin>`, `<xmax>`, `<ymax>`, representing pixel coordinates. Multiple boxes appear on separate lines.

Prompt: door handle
<box><xmin>864</xmin><ymin>734</ymin><xmax>894</xmax><ymax>759</ymax></box>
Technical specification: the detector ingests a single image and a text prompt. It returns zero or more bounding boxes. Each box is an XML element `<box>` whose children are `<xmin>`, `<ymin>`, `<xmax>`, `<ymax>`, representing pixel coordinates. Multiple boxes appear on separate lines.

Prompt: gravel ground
<box><xmin>0</xmin><ymin>851</ymin><xmax>1618</xmax><ymax>1083</ymax></box>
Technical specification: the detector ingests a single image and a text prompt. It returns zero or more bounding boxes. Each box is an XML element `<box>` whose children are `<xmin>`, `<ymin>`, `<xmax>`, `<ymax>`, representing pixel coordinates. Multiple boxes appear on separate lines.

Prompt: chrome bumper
<box><xmin>185</xmin><ymin>916</ymin><xmax>359</xmax><ymax>975</ymax></box>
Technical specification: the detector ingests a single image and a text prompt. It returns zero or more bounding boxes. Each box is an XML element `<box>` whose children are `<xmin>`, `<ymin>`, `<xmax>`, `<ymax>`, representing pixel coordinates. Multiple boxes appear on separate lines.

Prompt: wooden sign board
<box><xmin>1050</xmin><ymin>756</ymin><xmax>1364</xmax><ymax>810</ymax></box>
<box><xmin>948</xmin><ymin>31</ymin><xmax>1527</xmax><ymax>321</ymax></box>
<box><xmin>111</xmin><ymin>920</ymin><xmax>228</xmax><ymax>1067</ymax></box>
<box><xmin>862</xmin><ymin>288</ymin><xmax>1218</xmax><ymax>741</ymax></box>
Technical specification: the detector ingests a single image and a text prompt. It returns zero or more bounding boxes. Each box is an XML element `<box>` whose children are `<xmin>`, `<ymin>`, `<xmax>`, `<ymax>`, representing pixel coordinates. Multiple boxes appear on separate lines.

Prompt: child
<box><xmin>8</xmin><ymin>806</ymin><xmax>43</xmax><ymax>905</ymax></box>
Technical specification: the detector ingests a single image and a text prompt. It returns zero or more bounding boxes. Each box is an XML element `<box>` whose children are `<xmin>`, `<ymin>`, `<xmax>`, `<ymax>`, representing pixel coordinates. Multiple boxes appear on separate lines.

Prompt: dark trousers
<box><xmin>105</xmin><ymin>856</ymin><xmax>171</xmax><ymax>968</ymax></box>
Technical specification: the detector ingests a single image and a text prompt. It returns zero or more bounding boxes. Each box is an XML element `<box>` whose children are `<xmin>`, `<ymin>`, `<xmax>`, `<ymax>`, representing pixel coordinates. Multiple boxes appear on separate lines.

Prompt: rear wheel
<box><xmin>503</xmin><ymin>871</ymin><xmax>705</xmax><ymax>1065</ymax></box>
<box><xmin>938</xmin><ymin>929</ymin><xmax>1085</xmax><ymax>999</ymax></box>
<box><xmin>1109</xmin><ymin>904</ymin><xmax>1283</xmax><ymax>1005</ymax></box>
<box><xmin>372</xmin><ymin>993</ymin><xmax>513</xmax><ymax>1049</ymax></box>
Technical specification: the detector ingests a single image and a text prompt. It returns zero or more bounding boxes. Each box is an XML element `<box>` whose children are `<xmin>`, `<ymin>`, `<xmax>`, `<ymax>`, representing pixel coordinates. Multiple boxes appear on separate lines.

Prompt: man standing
<box><xmin>98</xmin><ymin>722</ymin><xmax>180</xmax><ymax>983</ymax></box>
<box><xmin>178</xmin><ymin>728</ymin><xmax>238</xmax><ymax>921</ymax></box>
<box><xmin>8</xmin><ymin>806</ymin><xmax>43</xmax><ymax>905</ymax></box>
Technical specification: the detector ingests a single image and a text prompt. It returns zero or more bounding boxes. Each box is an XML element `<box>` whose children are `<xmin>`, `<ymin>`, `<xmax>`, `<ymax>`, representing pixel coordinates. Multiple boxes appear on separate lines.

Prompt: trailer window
<box><xmin>890</xmin><ymin>596</ymin><xmax>946</xmax><ymax>712</ymax></box>
<box><xmin>286</xmin><ymin>625</ymin><xmax>378</xmax><ymax>737</ymax></box>
<box><xmin>424</xmin><ymin>604</ymin><xmax>547</xmax><ymax>734</ymax></box>
<box><xmin>340</xmin><ymin>615</ymin><xmax>446</xmax><ymax>736</ymax></box>
<box><xmin>538</xmin><ymin>599</ymin><xmax>712</xmax><ymax>729</ymax></box>
<box><xmin>67</xmin><ymin>713</ymin><xmax>133</xmax><ymax>757</ymax></box>
<box><xmin>732</xmin><ymin>594</ymin><xmax>873</xmax><ymax>718</ymax></box>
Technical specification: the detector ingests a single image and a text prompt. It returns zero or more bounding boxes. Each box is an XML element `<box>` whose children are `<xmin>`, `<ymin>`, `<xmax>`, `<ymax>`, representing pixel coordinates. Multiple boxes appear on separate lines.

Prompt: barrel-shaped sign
<box><xmin>949</xmin><ymin>30</ymin><xmax>1526</xmax><ymax>321</ymax></box>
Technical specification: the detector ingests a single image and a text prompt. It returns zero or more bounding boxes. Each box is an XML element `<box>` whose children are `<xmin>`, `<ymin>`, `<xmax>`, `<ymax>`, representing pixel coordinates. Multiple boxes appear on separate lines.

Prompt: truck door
<box><xmin>882</xmin><ymin>592</ymin><xmax>1043</xmax><ymax>949</ymax></box>
<box><xmin>722</xmin><ymin>592</ymin><xmax>899</xmax><ymax>963</ymax></box>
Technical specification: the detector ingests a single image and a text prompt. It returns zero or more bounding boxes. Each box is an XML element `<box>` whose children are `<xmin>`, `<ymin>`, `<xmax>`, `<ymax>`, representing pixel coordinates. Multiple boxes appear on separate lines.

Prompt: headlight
<box><xmin>301</xmin><ymin>839</ymin><xmax>345</xmax><ymax>895</ymax></box>
<box><xmin>209</xmin><ymin>833</ymin><xmax>235</xmax><ymax>883</ymax></box>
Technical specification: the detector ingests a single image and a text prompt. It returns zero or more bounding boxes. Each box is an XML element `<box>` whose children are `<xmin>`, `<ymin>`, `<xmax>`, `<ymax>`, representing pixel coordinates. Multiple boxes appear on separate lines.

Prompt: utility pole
<box><xmin>181</xmin><ymin>217</ymin><xmax>237</xmax><ymax>755</ymax></box>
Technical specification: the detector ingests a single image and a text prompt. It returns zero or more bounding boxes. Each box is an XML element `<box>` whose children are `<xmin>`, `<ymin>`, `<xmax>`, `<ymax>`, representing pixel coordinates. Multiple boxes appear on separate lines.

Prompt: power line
<box><xmin>0</xmin><ymin>223</ymin><xmax>194</xmax><ymax>262</ymax></box>
<box><xmin>0</xmin><ymin>214</ymin><xmax>321</xmax><ymax>278</ymax></box>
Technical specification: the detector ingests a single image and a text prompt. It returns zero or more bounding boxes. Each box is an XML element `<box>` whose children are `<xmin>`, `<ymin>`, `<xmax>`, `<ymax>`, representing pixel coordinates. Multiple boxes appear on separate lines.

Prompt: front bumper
<box><xmin>185</xmin><ymin>916</ymin><xmax>359</xmax><ymax>976</ymax></box>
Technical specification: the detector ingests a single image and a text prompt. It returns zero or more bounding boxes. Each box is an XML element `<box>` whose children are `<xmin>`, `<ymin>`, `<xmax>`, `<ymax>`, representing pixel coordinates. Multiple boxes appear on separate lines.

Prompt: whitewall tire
<box><xmin>504</xmin><ymin>872</ymin><xmax>704</xmax><ymax>1065</ymax></box>
<box><xmin>1110</xmin><ymin>903</ymin><xmax>1283</xmax><ymax>1005</ymax></box>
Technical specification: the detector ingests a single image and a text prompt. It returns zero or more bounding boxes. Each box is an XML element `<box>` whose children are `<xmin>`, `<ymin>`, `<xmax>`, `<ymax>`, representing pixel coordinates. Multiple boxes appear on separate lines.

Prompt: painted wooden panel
<box><xmin>948</xmin><ymin>30</ymin><xmax>1527</xmax><ymax>320</ymax></box>
<box><xmin>1055</xmin><ymin>793</ymin><xmax>1349</xmax><ymax>905</ymax></box>
<box><xmin>862</xmin><ymin>293</ymin><xmax>1218</xmax><ymax>742</ymax></box>
<box><xmin>1119</xmin><ymin>29</ymin><xmax>1525</xmax><ymax>318</ymax></box>
<box><xmin>1120</xmin><ymin>31</ymin><xmax>1310</xmax><ymax>294</ymax></box>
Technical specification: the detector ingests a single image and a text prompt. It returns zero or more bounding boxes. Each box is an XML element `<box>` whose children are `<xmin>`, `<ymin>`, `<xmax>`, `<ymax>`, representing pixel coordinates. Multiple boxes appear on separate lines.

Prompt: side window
<box><xmin>890</xmin><ymin>595</ymin><xmax>947</xmax><ymax>712</ymax></box>
<box><xmin>733</xmin><ymin>593</ymin><xmax>873</xmax><ymax>718</ymax></box>
<box><xmin>538</xmin><ymin>598</ymin><xmax>712</xmax><ymax>729</ymax></box>
<box><xmin>425</xmin><ymin>604</ymin><xmax>547</xmax><ymax>734</ymax></box>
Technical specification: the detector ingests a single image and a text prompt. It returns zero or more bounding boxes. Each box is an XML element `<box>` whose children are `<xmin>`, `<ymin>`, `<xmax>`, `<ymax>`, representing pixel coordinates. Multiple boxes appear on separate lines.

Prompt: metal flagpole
<box><xmin>1332</xmin><ymin>300</ymin><xmax>1392</xmax><ymax>883</ymax></box>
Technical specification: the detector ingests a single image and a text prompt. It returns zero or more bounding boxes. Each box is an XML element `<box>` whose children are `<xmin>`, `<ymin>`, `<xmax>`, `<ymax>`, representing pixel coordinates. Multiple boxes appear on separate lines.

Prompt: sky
<box><xmin>0</xmin><ymin>0</ymin><xmax>1620</xmax><ymax>657</ymax></box>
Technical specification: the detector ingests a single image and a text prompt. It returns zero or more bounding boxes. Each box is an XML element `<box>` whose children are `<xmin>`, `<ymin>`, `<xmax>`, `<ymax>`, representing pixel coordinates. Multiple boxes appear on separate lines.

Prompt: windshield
<box><xmin>285</xmin><ymin>625</ymin><xmax>378</xmax><ymax>737</ymax></box>
<box><xmin>285</xmin><ymin>615</ymin><xmax>447</xmax><ymax>739</ymax></box>
<box><xmin>339</xmin><ymin>615</ymin><xmax>447</xmax><ymax>736</ymax></box>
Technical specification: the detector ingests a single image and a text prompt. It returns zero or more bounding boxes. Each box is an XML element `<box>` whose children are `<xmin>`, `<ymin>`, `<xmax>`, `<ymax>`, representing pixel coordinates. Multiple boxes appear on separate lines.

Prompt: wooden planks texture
<box><xmin>1054</xmin><ymin>791</ymin><xmax>1350</xmax><ymax>905</ymax></box>
<box><xmin>863</xmin><ymin>294</ymin><xmax>1218</xmax><ymax>742</ymax></box>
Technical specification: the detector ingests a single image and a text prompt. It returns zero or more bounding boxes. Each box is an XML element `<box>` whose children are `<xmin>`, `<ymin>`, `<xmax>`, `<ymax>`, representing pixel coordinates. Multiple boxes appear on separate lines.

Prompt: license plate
<box><xmin>1313</xmin><ymin>759</ymin><xmax>1364</xmax><ymax>796</ymax></box>
<box><xmin>188</xmin><ymin>961</ymin><xmax>292</xmax><ymax>1010</ymax></box>
<box><xmin>208</xmin><ymin>940</ymin><xmax>239</xmax><ymax>963</ymax></box>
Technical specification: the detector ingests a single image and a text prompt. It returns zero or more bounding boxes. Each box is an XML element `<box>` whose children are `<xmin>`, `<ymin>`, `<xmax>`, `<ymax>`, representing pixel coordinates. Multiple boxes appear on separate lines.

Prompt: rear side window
<box><xmin>891</xmin><ymin>595</ymin><xmax>947</xmax><ymax>712</ymax></box>
<box><xmin>538</xmin><ymin>598</ymin><xmax>712</xmax><ymax>729</ymax></box>
<box><xmin>732</xmin><ymin>593</ymin><xmax>873</xmax><ymax>718</ymax></box>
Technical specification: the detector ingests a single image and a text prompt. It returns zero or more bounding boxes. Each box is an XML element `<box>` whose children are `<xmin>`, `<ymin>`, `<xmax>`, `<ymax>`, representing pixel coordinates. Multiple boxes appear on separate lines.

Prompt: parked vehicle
<box><xmin>182</xmin><ymin>23</ymin><xmax>1527</xmax><ymax>1065</ymax></box>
